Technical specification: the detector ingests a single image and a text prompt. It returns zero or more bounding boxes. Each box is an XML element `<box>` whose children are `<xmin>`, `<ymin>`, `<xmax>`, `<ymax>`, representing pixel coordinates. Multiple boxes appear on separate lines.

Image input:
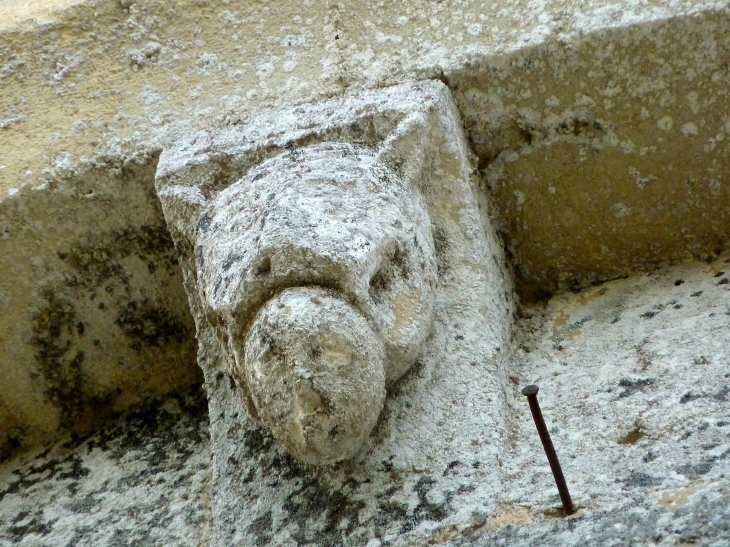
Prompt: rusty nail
<box><xmin>521</xmin><ymin>384</ymin><xmax>575</xmax><ymax>515</ymax></box>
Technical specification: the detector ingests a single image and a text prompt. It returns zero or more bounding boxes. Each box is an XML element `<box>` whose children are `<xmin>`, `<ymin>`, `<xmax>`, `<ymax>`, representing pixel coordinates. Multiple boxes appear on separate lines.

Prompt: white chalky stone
<box><xmin>241</xmin><ymin>287</ymin><xmax>386</xmax><ymax>465</ymax></box>
<box><xmin>195</xmin><ymin>143</ymin><xmax>436</xmax><ymax>386</ymax></box>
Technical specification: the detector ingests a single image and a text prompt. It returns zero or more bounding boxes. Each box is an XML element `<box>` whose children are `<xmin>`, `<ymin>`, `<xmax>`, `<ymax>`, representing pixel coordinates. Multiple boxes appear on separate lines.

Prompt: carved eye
<box><xmin>252</xmin><ymin>256</ymin><xmax>271</xmax><ymax>276</ymax></box>
<box><xmin>369</xmin><ymin>264</ymin><xmax>392</xmax><ymax>299</ymax></box>
<box><xmin>369</xmin><ymin>244</ymin><xmax>410</xmax><ymax>303</ymax></box>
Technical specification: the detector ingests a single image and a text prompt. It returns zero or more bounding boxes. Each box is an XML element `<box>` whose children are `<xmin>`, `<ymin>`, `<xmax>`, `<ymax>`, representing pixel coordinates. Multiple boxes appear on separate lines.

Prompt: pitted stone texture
<box><xmin>156</xmin><ymin>82</ymin><xmax>516</xmax><ymax>546</ymax></box>
<box><xmin>196</xmin><ymin>142</ymin><xmax>437</xmax><ymax>387</ymax></box>
<box><xmin>0</xmin><ymin>0</ymin><xmax>723</xmax><ymax>198</ymax></box>
<box><xmin>0</xmin><ymin>393</ymin><xmax>210</xmax><ymax>547</ymax></box>
<box><xmin>0</xmin><ymin>156</ymin><xmax>199</xmax><ymax>460</ymax></box>
<box><xmin>243</xmin><ymin>287</ymin><xmax>386</xmax><ymax>465</ymax></box>
<box><xmin>455</xmin><ymin>253</ymin><xmax>730</xmax><ymax>547</ymax></box>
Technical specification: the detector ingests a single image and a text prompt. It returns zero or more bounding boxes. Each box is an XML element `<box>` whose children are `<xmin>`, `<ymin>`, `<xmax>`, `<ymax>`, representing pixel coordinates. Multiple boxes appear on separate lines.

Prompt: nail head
<box><xmin>521</xmin><ymin>384</ymin><xmax>539</xmax><ymax>396</ymax></box>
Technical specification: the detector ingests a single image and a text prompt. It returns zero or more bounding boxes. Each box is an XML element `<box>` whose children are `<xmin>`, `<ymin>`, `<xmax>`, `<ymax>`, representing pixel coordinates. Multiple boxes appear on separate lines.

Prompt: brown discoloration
<box><xmin>658</xmin><ymin>480</ymin><xmax>706</xmax><ymax>511</ymax></box>
<box><xmin>471</xmin><ymin>506</ymin><xmax>534</xmax><ymax>533</ymax></box>
<box><xmin>618</xmin><ymin>427</ymin><xmax>645</xmax><ymax>445</ymax></box>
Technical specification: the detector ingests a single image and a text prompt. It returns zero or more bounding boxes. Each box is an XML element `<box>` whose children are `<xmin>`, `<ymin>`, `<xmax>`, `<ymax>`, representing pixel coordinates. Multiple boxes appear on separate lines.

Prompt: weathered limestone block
<box><xmin>0</xmin><ymin>155</ymin><xmax>200</xmax><ymax>459</ymax></box>
<box><xmin>156</xmin><ymin>80</ymin><xmax>516</xmax><ymax>546</ymax></box>
<box><xmin>451</xmin><ymin>7</ymin><xmax>730</xmax><ymax>300</ymax></box>
<box><xmin>2</xmin><ymin>2</ymin><xmax>729</xmax><ymax>545</ymax></box>
<box><xmin>195</xmin><ymin>142</ymin><xmax>437</xmax><ymax>464</ymax></box>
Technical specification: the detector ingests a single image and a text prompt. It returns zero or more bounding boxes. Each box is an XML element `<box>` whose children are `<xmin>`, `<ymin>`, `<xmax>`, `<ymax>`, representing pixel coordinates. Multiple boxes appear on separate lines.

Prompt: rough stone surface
<box><xmin>196</xmin><ymin>142</ymin><xmax>437</xmax><ymax>386</ymax></box>
<box><xmin>192</xmin><ymin>141</ymin><xmax>437</xmax><ymax>464</ymax></box>
<box><xmin>447</xmin><ymin>492</ymin><xmax>730</xmax><ymax>546</ymax></box>
<box><xmin>1</xmin><ymin>0</ymin><xmax>724</xmax><ymax>197</ymax></box>
<box><xmin>0</xmin><ymin>391</ymin><xmax>210</xmax><ymax>547</ymax></box>
<box><xmin>156</xmin><ymin>80</ymin><xmax>516</xmax><ymax>546</ymax></box>
<box><xmin>2</xmin><ymin>255</ymin><xmax>728</xmax><ymax>546</ymax></box>
<box><xmin>0</xmin><ymin>151</ymin><xmax>200</xmax><ymax>459</ymax></box>
<box><xmin>1</xmin><ymin>1</ymin><xmax>730</xmax><ymax>546</ymax></box>
<box><xmin>445</xmin><ymin>254</ymin><xmax>730</xmax><ymax>547</ymax></box>
<box><xmin>2</xmin><ymin>0</ymin><xmax>730</xmax><ymax>457</ymax></box>
<box><xmin>452</xmin><ymin>7</ymin><xmax>730</xmax><ymax>299</ymax></box>
<box><xmin>244</xmin><ymin>287</ymin><xmax>387</xmax><ymax>465</ymax></box>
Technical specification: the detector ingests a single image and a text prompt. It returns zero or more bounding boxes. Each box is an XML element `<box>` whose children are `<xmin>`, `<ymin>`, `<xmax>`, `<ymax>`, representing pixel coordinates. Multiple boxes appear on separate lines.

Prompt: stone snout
<box><xmin>194</xmin><ymin>143</ymin><xmax>438</xmax><ymax>465</ymax></box>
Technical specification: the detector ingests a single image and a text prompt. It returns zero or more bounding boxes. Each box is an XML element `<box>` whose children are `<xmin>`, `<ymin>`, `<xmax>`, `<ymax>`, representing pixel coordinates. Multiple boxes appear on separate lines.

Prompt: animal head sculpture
<box><xmin>194</xmin><ymin>142</ymin><xmax>437</xmax><ymax>464</ymax></box>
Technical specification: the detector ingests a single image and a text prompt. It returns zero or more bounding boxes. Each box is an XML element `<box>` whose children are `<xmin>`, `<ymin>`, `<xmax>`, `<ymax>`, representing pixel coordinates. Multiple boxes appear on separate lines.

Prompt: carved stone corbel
<box><xmin>155</xmin><ymin>81</ymin><xmax>515</xmax><ymax>546</ymax></box>
<box><xmin>195</xmin><ymin>142</ymin><xmax>437</xmax><ymax>464</ymax></box>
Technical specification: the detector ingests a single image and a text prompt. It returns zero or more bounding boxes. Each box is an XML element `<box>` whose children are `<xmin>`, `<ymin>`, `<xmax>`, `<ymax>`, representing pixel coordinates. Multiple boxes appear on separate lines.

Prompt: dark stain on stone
<box><xmin>28</xmin><ymin>221</ymin><xmax>196</xmax><ymax>434</ymax></box>
<box><xmin>712</xmin><ymin>385</ymin><xmax>729</xmax><ymax>402</ymax></box>
<box><xmin>48</xmin><ymin>392</ymin><xmax>204</xmax><ymax>542</ymax></box>
<box><xmin>60</xmin><ymin>225</ymin><xmax>179</xmax><ymax>288</ymax></box>
<box><xmin>569</xmin><ymin>315</ymin><xmax>591</xmax><ymax>330</ymax></box>
<box><xmin>64</xmin><ymin>492</ymin><xmax>102</xmax><ymax>514</ymax></box>
<box><xmin>77</xmin><ymin>389</ymin><xmax>207</xmax><ymax>466</ymax></box>
<box><xmin>557</xmin><ymin>117</ymin><xmax>605</xmax><ymax>138</ymax></box>
<box><xmin>618</xmin><ymin>377</ymin><xmax>654</xmax><ymax>398</ymax></box>
<box><xmin>269</xmin><ymin>451</ymin><xmax>308</xmax><ymax>482</ymax></box>
<box><xmin>400</xmin><ymin>476</ymin><xmax>451</xmax><ymax>533</ymax></box>
<box><xmin>248</xmin><ymin>510</ymin><xmax>273</xmax><ymax>546</ymax></box>
<box><xmin>369</xmin><ymin>244</ymin><xmax>411</xmax><ymax>303</ymax></box>
<box><xmin>348</xmin><ymin>121</ymin><xmax>365</xmax><ymax>138</ymax></box>
<box><xmin>444</xmin><ymin>460</ymin><xmax>462</xmax><ymax>476</ymax></box>
<box><xmin>0</xmin><ymin>452</ymin><xmax>90</xmax><ymax>504</ymax></box>
<box><xmin>197</xmin><ymin>211</ymin><xmax>213</xmax><ymax>234</ymax></box>
<box><xmin>115</xmin><ymin>298</ymin><xmax>189</xmax><ymax>351</ymax></box>
<box><xmin>241</xmin><ymin>427</ymin><xmax>275</xmax><ymax>458</ymax></box>
<box><xmin>379</xmin><ymin>455</ymin><xmax>395</xmax><ymax>473</ymax></box>
<box><xmin>222</xmin><ymin>252</ymin><xmax>246</xmax><ymax>271</ymax></box>
<box><xmin>678</xmin><ymin>461</ymin><xmax>714</xmax><ymax>479</ymax></box>
<box><xmin>680</xmin><ymin>392</ymin><xmax>702</xmax><ymax>404</ymax></box>
<box><xmin>240</xmin><ymin>433</ymin><xmax>458</xmax><ymax>545</ymax></box>
<box><xmin>253</xmin><ymin>255</ymin><xmax>271</xmax><ymax>276</ymax></box>
<box><xmin>432</xmin><ymin>225</ymin><xmax>450</xmax><ymax>277</ymax></box>
<box><xmin>8</xmin><ymin>514</ymin><xmax>57</xmax><ymax>541</ymax></box>
<box><xmin>619</xmin><ymin>472</ymin><xmax>663</xmax><ymax>488</ymax></box>
<box><xmin>280</xmin><ymin>474</ymin><xmax>366</xmax><ymax>546</ymax></box>
<box><xmin>30</xmin><ymin>290</ymin><xmax>94</xmax><ymax>428</ymax></box>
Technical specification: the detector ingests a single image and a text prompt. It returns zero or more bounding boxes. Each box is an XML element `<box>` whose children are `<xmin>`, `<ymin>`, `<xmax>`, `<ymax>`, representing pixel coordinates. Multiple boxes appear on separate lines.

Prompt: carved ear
<box><xmin>156</xmin><ymin>185</ymin><xmax>207</xmax><ymax>243</ymax></box>
<box><xmin>375</xmin><ymin>112</ymin><xmax>430</xmax><ymax>185</ymax></box>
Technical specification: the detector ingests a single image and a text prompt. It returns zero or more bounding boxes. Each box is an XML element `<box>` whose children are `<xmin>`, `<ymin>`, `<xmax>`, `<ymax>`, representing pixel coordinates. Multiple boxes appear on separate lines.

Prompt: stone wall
<box><xmin>1</xmin><ymin>1</ymin><xmax>729</xmax><ymax>546</ymax></box>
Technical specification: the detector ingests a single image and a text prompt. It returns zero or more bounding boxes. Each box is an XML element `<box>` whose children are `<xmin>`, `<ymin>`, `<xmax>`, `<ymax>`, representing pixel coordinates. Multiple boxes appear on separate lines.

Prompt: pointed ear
<box><xmin>156</xmin><ymin>184</ymin><xmax>207</xmax><ymax>243</ymax></box>
<box><xmin>375</xmin><ymin>112</ymin><xmax>431</xmax><ymax>185</ymax></box>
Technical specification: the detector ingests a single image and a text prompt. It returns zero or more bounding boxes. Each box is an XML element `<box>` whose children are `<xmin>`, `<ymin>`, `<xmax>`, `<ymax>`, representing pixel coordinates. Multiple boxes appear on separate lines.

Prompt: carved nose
<box><xmin>241</xmin><ymin>287</ymin><xmax>386</xmax><ymax>465</ymax></box>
